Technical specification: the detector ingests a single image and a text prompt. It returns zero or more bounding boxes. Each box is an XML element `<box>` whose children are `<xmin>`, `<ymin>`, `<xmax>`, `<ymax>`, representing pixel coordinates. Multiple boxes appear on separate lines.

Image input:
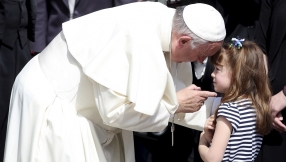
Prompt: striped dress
<box><xmin>217</xmin><ymin>99</ymin><xmax>262</xmax><ymax>162</ymax></box>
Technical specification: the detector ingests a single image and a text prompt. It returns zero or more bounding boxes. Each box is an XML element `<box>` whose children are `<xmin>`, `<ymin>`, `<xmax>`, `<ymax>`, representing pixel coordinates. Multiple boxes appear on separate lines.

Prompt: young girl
<box><xmin>199</xmin><ymin>39</ymin><xmax>272</xmax><ymax>162</ymax></box>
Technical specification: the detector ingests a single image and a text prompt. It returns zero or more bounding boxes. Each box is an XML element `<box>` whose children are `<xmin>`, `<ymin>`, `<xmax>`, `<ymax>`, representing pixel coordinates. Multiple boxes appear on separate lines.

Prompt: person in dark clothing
<box><xmin>214</xmin><ymin>0</ymin><xmax>260</xmax><ymax>41</ymax></box>
<box><xmin>0</xmin><ymin>0</ymin><xmax>36</xmax><ymax>161</ymax></box>
<box><xmin>254</xmin><ymin>0</ymin><xmax>286</xmax><ymax>161</ymax></box>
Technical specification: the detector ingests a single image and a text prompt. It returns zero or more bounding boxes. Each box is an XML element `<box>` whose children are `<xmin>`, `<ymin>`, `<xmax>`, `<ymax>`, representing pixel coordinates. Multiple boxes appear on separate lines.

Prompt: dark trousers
<box><xmin>134</xmin><ymin>123</ymin><xmax>203</xmax><ymax>162</ymax></box>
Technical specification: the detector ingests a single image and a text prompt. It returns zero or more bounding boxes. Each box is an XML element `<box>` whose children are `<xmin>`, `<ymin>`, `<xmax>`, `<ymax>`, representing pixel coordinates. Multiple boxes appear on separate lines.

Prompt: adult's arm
<box><xmin>175</xmin><ymin>84</ymin><xmax>217</xmax><ymax>114</ymax></box>
<box><xmin>271</xmin><ymin>87</ymin><xmax>286</xmax><ymax>132</ymax></box>
<box><xmin>94</xmin><ymin>82</ymin><xmax>171</xmax><ymax>132</ymax></box>
<box><xmin>199</xmin><ymin>116</ymin><xmax>231</xmax><ymax>162</ymax></box>
<box><xmin>199</xmin><ymin>102</ymin><xmax>240</xmax><ymax>161</ymax></box>
<box><xmin>93</xmin><ymin>73</ymin><xmax>218</xmax><ymax>132</ymax></box>
<box><xmin>172</xmin><ymin>93</ymin><xmax>219</xmax><ymax>131</ymax></box>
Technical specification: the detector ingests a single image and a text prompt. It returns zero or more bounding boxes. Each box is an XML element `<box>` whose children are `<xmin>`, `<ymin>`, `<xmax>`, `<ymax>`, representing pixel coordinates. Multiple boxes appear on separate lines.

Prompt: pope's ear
<box><xmin>178</xmin><ymin>36</ymin><xmax>192</xmax><ymax>47</ymax></box>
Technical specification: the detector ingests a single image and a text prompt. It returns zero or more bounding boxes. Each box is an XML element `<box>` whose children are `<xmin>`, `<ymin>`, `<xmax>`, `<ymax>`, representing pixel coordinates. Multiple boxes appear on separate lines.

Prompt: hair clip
<box><xmin>229</xmin><ymin>37</ymin><xmax>245</xmax><ymax>49</ymax></box>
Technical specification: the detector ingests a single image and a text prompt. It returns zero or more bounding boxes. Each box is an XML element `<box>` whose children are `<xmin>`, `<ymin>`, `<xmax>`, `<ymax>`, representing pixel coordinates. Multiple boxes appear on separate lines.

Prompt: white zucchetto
<box><xmin>183</xmin><ymin>3</ymin><xmax>226</xmax><ymax>42</ymax></box>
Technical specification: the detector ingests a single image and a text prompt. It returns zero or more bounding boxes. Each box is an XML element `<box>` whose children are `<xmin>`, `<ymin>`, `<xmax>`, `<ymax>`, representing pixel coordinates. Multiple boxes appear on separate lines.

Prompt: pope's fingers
<box><xmin>199</xmin><ymin>96</ymin><xmax>208</xmax><ymax>103</ymax></box>
<box><xmin>189</xmin><ymin>84</ymin><xmax>201</xmax><ymax>90</ymax></box>
<box><xmin>199</xmin><ymin>91</ymin><xmax>217</xmax><ymax>98</ymax></box>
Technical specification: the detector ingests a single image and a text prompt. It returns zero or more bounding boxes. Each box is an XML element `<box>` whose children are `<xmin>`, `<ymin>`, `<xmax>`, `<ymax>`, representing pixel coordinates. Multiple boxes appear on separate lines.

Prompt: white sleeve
<box><xmin>94</xmin><ymin>82</ymin><xmax>171</xmax><ymax>132</ymax></box>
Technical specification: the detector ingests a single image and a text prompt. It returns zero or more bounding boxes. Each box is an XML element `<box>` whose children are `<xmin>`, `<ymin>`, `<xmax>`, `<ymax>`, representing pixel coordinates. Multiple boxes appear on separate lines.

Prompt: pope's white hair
<box><xmin>172</xmin><ymin>6</ymin><xmax>208</xmax><ymax>49</ymax></box>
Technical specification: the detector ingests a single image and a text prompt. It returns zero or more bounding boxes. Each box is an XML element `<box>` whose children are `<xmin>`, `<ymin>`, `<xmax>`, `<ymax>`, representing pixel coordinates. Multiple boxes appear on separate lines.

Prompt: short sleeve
<box><xmin>217</xmin><ymin>102</ymin><xmax>240</xmax><ymax>133</ymax></box>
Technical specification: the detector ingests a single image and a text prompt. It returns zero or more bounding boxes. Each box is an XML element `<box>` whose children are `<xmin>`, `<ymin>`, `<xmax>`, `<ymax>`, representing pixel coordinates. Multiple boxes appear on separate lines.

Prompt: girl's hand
<box><xmin>203</xmin><ymin>115</ymin><xmax>216</xmax><ymax>143</ymax></box>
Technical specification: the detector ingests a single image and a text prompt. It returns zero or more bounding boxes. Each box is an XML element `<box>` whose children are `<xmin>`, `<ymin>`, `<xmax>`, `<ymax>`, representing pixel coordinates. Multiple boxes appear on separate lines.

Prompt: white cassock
<box><xmin>4</xmin><ymin>2</ymin><xmax>177</xmax><ymax>162</ymax></box>
<box><xmin>4</xmin><ymin>2</ymin><xmax>218</xmax><ymax>162</ymax></box>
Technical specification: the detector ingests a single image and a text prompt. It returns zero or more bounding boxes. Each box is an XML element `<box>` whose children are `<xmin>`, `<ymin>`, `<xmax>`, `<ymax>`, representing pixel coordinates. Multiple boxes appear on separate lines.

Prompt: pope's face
<box><xmin>171</xmin><ymin>41</ymin><xmax>222</xmax><ymax>63</ymax></box>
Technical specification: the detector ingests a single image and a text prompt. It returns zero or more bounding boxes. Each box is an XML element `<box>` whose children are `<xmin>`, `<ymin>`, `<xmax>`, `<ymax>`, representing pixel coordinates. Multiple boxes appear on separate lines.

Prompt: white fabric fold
<box><xmin>62</xmin><ymin>2</ymin><xmax>178</xmax><ymax>116</ymax></box>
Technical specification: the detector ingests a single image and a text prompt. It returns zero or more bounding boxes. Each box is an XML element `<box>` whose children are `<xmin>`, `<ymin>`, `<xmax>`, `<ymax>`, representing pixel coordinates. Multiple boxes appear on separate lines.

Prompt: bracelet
<box><xmin>283</xmin><ymin>85</ymin><xmax>286</xmax><ymax>96</ymax></box>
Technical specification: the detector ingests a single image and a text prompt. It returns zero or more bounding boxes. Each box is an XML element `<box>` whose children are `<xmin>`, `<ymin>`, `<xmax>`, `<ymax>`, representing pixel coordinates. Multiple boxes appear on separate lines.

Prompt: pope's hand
<box><xmin>175</xmin><ymin>84</ymin><xmax>217</xmax><ymax>114</ymax></box>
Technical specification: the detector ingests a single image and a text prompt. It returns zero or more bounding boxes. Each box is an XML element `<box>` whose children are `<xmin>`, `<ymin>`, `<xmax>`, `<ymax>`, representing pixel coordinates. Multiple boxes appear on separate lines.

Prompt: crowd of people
<box><xmin>0</xmin><ymin>0</ymin><xmax>286</xmax><ymax>162</ymax></box>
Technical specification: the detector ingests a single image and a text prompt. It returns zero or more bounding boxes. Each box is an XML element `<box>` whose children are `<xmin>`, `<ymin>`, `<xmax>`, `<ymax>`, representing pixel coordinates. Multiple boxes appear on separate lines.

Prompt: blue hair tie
<box><xmin>230</xmin><ymin>37</ymin><xmax>245</xmax><ymax>49</ymax></box>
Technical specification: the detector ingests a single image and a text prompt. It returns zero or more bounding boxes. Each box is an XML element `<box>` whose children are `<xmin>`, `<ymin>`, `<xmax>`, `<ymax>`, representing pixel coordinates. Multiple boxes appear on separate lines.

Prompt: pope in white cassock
<box><xmin>4</xmin><ymin>2</ymin><xmax>225</xmax><ymax>162</ymax></box>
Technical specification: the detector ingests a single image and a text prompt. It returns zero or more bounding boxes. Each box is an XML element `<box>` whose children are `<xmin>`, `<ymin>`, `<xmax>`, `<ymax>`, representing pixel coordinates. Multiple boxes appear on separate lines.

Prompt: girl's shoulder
<box><xmin>218</xmin><ymin>99</ymin><xmax>253</xmax><ymax>114</ymax></box>
<box><xmin>220</xmin><ymin>98</ymin><xmax>252</xmax><ymax>108</ymax></box>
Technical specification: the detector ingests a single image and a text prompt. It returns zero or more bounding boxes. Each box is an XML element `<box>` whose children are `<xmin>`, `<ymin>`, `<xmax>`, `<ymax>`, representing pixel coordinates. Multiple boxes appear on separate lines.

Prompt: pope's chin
<box><xmin>173</xmin><ymin>58</ymin><xmax>194</xmax><ymax>63</ymax></box>
<box><xmin>171</xmin><ymin>55</ymin><xmax>184</xmax><ymax>63</ymax></box>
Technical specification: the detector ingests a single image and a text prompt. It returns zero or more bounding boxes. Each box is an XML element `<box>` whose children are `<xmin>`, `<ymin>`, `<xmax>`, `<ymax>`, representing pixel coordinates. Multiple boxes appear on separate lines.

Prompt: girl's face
<box><xmin>211</xmin><ymin>58</ymin><xmax>232</xmax><ymax>94</ymax></box>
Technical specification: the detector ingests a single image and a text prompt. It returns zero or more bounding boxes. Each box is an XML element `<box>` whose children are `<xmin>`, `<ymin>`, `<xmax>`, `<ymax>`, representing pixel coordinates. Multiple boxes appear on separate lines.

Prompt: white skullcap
<box><xmin>183</xmin><ymin>3</ymin><xmax>226</xmax><ymax>42</ymax></box>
